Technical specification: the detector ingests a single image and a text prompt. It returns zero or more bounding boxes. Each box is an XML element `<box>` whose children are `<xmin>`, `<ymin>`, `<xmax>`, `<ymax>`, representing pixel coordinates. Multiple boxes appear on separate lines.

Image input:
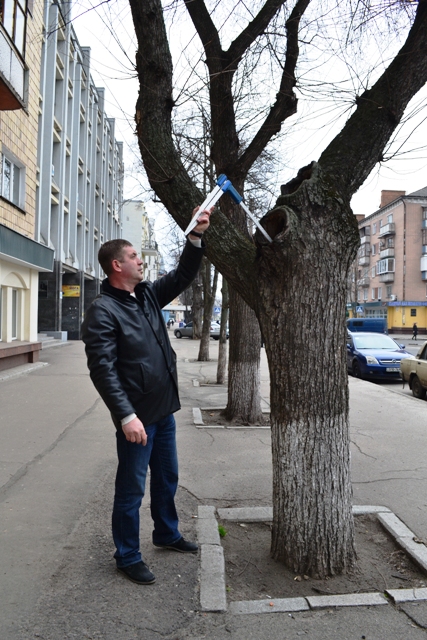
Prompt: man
<box><xmin>82</xmin><ymin>208</ymin><xmax>210</xmax><ymax>585</ymax></box>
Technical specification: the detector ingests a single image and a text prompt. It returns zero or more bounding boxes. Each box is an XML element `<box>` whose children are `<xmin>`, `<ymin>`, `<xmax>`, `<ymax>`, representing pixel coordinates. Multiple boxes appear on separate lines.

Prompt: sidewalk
<box><xmin>0</xmin><ymin>338</ymin><xmax>427</xmax><ymax>638</ymax></box>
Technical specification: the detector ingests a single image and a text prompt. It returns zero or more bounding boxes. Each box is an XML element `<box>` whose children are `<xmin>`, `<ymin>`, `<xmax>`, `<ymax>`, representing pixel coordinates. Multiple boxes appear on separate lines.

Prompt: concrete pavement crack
<box><xmin>0</xmin><ymin>397</ymin><xmax>102</xmax><ymax>502</ymax></box>
<box><xmin>350</xmin><ymin>440</ymin><xmax>377</xmax><ymax>460</ymax></box>
<box><xmin>353</xmin><ymin>476</ymin><xmax>422</xmax><ymax>485</ymax></box>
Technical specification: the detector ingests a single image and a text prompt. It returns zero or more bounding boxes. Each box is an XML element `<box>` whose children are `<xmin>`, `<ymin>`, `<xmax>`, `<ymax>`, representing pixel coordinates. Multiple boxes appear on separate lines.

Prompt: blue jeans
<box><xmin>112</xmin><ymin>414</ymin><xmax>180</xmax><ymax>568</ymax></box>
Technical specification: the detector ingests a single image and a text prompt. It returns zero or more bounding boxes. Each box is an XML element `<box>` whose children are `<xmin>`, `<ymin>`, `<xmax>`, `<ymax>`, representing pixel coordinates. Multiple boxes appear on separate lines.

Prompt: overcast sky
<box><xmin>71</xmin><ymin>0</ymin><xmax>427</xmax><ymax>233</ymax></box>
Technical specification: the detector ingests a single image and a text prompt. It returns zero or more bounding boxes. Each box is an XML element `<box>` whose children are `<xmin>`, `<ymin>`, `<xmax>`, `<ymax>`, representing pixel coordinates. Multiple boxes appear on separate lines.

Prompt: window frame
<box><xmin>0</xmin><ymin>0</ymin><xmax>28</xmax><ymax>57</ymax></box>
<box><xmin>0</xmin><ymin>150</ymin><xmax>25</xmax><ymax>211</ymax></box>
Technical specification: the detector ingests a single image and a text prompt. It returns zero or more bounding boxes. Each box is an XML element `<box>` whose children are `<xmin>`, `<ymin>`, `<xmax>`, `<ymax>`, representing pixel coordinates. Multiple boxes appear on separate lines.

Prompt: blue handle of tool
<box><xmin>216</xmin><ymin>174</ymin><xmax>243</xmax><ymax>204</ymax></box>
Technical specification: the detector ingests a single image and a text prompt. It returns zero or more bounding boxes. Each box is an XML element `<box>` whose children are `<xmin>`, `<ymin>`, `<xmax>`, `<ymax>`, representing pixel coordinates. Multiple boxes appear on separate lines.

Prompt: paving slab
<box><xmin>200</xmin><ymin>545</ymin><xmax>227</xmax><ymax>612</ymax></box>
<box><xmin>306</xmin><ymin>592</ymin><xmax>388</xmax><ymax>609</ymax></box>
<box><xmin>218</xmin><ymin>506</ymin><xmax>273</xmax><ymax>521</ymax></box>
<box><xmin>387</xmin><ymin>588</ymin><xmax>427</xmax><ymax>603</ymax></box>
<box><xmin>229</xmin><ymin>597</ymin><xmax>309</xmax><ymax>614</ymax></box>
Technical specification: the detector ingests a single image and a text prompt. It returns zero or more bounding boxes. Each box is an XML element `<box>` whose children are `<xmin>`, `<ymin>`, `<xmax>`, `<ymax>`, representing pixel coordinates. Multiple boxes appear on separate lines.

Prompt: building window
<box><xmin>387</xmin><ymin>214</ymin><xmax>393</xmax><ymax>223</ymax></box>
<box><xmin>423</xmin><ymin>208</ymin><xmax>427</xmax><ymax>220</ymax></box>
<box><xmin>378</xmin><ymin>287</ymin><xmax>382</xmax><ymax>300</ymax></box>
<box><xmin>373</xmin><ymin>223</ymin><xmax>377</xmax><ymax>234</ymax></box>
<box><xmin>0</xmin><ymin>151</ymin><xmax>25</xmax><ymax>209</ymax></box>
<box><xmin>363</xmin><ymin>289</ymin><xmax>368</xmax><ymax>301</ymax></box>
<box><xmin>1</xmin><ymin>0</ymin><xmax>28</xmax><ymax>56</ymax></box>
<box><xmin>379</xmin><ymin>219</ymin><xmax>382</xmax><ymax>227</ymax></box>
<box><xmin>377</xmin><ymin>258</ymin><xmax>395</xmax><ymax>275</ymax></box>
<box><xmin>371</xmin><ymin>244</ymin><xmax>376</xmax><ymax>256</ymax></box>
<box><xmin>411</xmin><ymin>309</ymin><xmax>417</xmax><ymax>317</ymax></box>
<box><xmin>371</xmin><ymin>266</ymin><xmax>376</xmax><ymax>278</ymax></box>
<box><xmin>386</xmin><ymin>285</ymin><xmax>393</xmax><ymax>298</ymax></box>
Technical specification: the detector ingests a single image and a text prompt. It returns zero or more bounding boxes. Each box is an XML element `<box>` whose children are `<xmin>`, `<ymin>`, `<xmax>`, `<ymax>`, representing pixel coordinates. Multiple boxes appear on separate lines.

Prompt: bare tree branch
<box><xmin>319</xmin><ymin>0</ymin><xmax>427</xmax><ymax>198</ymax></box>
<box><xmin>236</xmin><ymin>0</ymin><xmax>311</xmax><ymax>175</ymax></box>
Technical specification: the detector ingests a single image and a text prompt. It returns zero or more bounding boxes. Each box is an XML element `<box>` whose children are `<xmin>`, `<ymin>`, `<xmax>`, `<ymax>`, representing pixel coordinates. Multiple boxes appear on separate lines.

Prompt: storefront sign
<box><xmin>62</xmin><ymin>285</ymin><xmax>80</xmax><ymax>297</ymax></box>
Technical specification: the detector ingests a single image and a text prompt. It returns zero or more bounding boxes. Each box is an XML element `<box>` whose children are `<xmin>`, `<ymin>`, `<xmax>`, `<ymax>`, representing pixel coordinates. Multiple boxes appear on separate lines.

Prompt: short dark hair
<box><xmin>98</xmin><ymin>239</ymin><xmax>132</xmax><ymax>275</ymax></box>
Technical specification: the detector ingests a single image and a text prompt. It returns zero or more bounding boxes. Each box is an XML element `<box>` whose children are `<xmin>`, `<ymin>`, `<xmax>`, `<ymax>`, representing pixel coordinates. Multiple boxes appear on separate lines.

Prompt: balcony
<box><xmin>360</xmin><ymin>235</ymin><xmax>370</xmax><ymax>245</ymax></box>
<box><xmin>378</xmin><ymin>222</ymin><xmax>395</xmax><ymax>238</ymax></box>
<box><xmin>0</xmin><ymin>29</ymin><xmax>27</xmax><ymax>109</ymax></box>
<box><xmin>379</xmin><ymin>272</ymin><xmax>395</xmax><ymax>283</ymax></box>
<box><xmin>358</xmin><ymin>256</ymin><xmax>370</xmax><ymax>266</ymax></box>
<box><xmin>380</xmin><ymin>248</ymin><xmax>394</xmax><ymax>259</ymax></box>
<box><xmin>359</xmin><ymin>277</ymin><xmax>370</xmax><ymax>287</ymax></box>
<box><xmin>421</xmin><ymin>256</ymin><xmax>427</xmax><ymax>272</ymax></box>
<box><xmin>422</xmin><ymin>220</ymin><xmax>427</xmax><ymax>230</ymax></box>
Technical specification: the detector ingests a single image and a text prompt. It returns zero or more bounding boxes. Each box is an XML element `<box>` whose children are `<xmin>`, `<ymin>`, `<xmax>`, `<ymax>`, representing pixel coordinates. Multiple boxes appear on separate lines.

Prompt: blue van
<box><xmin>346</xmin><ymin>318</ymin><xmax>388</xmax><ymax>334</ymax></box>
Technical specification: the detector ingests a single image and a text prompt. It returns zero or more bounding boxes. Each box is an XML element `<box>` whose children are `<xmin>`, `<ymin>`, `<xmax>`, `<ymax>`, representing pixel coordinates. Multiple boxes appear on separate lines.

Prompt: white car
<box><xmin>400</xmin><ymin>341</ymin><xmax>427</xmax><ymax>399</ymax></box>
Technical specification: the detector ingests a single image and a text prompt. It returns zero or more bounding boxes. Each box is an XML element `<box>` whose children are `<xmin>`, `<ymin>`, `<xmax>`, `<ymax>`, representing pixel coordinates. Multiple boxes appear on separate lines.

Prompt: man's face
<box><xmin>116</xmin><ymin>245</ymin><xmax>144</xmax><ymax>287</ymax></box>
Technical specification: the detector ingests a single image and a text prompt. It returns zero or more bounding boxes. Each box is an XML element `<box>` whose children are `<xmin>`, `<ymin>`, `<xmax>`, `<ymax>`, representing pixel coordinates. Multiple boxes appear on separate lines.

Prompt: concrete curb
<box><xmin>198</xmin><ymin>504</ymin><xmax>427</xmax><ymax>615</ymax></box>
<box><xmin>0</xmin><ymin>361</ymin><xmax>48</xmax><ymax>382</ymax></box>
<box><xmin>193</xmin><ymin>406</ymin><xmax>270</xmax><ymax>430</ymax></box>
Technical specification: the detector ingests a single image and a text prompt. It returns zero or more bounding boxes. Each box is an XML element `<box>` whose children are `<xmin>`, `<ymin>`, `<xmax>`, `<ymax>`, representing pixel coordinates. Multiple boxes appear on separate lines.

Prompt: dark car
<box><xmin>347</xmin><ymin>331</ymin><xmax>411</xmax><ymax>380</ymax></box>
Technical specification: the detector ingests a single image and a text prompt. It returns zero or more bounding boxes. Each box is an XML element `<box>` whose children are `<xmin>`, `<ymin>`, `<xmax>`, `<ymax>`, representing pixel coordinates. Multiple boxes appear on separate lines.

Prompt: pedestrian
<box><xmin>412</xmin><ymin>322</ymin><xmax>418</xmax><ymax>340</ymax></box>
<box><xmin>81</xmin><ymin>206</ymin><xmax>211</xmax><ymax>585</ymax></box>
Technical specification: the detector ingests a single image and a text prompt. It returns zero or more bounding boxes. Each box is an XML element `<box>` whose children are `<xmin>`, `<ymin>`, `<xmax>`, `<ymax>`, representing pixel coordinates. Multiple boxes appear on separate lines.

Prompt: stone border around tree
<box><xmin>197</xmin><ymin>504</ymin><xmax>427</xmax><ymax>614</ymax></box>
<box><xmin>193</xmin><ymin>406</ymin><xmax>270</xmax><ymax>429</ymax></box>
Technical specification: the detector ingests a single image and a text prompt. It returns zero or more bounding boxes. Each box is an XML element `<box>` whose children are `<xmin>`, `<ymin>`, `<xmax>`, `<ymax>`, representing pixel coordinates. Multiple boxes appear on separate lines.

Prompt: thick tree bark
<box><xmin>258</xmin><ymin>170</ymin><xmax>359</xmax><ymax>576</ymax></box>
<box><xmin>217</xmin><ymin>278</ymin><xmax>229</xmax><ymax>385</ymax></box>
<box><xmin>224</xmin><ymin>287</ymin><xmax>263</xmax><ymax>423</ymax></box>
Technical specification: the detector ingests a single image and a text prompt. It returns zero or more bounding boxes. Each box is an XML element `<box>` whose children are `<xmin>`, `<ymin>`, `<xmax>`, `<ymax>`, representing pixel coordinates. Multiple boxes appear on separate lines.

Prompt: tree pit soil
<box><xmin>201</xmin><ymin>408</ymin><xmax>270</xmax><ymax>427</ymax></box>
<box><xmin>220</xmin><ymin>514</ymin><xmax>427</xmax><ymax>602</ymax></box>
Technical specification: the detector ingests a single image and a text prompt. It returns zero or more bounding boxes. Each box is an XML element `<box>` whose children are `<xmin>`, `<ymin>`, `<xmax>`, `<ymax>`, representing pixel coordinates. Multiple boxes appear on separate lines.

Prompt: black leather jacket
<box><xmin>81</xmin><ymin>240</ymin><xmax>204</xmax><ymax>427</ymax></box>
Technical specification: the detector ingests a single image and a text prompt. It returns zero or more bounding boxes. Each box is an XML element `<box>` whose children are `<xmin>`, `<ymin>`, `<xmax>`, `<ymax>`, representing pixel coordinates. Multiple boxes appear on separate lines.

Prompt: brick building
<box><xmin>1</xmin><ymin>0</ymin><xmax>54</xmax><ymax>369</ymax></box>
<box><xmin>350</xmin><ymin>187</ymin><xmax>427</xmax><ymax>334</ymax></box>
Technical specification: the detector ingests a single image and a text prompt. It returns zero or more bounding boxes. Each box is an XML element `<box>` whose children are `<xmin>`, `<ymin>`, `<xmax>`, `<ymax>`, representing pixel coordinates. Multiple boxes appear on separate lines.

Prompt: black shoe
<box><xmin>117</xmin><ymin>561</ymin><xmax>156</xmax><ymax>585</ymax></box>
<box><xmin>154</xmin><ymin>537</ymin><xmax>198</xmax><ymax>554</ymax></box>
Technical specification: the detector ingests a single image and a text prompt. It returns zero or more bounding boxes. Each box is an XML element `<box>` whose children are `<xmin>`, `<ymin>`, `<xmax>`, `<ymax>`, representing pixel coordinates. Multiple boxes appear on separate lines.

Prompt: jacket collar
<box><xmin>101</xmin><ymin>278</ymin><xmax>134</xmax><ymax>301</ymax></box>
<box><xmin>101</xmin><ymin>278</ymin><xmax>150</xmax><ymax>302</ymax></box>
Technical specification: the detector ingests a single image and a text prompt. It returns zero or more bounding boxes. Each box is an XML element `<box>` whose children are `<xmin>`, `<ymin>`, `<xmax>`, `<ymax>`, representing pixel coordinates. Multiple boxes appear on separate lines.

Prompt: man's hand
<box><xmin>191</xmin><ymin>206</ymin><xmax>213</xmax><ymax>234</ymax></box>
<box><xmin>122</xmin><ymin>416</ymin><xmax>147</xmax><ymax>445</ymax></box>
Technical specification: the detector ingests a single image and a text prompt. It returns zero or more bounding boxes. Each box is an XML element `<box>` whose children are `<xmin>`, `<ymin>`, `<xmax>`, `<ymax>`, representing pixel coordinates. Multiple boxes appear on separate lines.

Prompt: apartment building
<box><xmin>122</xmin><ymin>201</ymin><xmax>161</xmax><ymax>283</ymax></box>
<box><xmin>350</xmin><ymin>187</ymin><xmax>427</xmax><ymax>333</ymax></box>
<box><xmin>1</xmin><ymin>0</ymin><xmax>54</xmax><ymax>370</ymax></box>
<box><xmin>36</xmin><ymin>1</ymin><xmax>123</xmax><ymax>339</ymax></box>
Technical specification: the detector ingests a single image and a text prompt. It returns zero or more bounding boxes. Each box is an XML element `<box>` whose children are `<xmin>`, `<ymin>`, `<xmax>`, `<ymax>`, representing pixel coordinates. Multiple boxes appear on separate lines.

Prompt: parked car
<box><xmin>174</xmin><ymin>321</ymin><xmax>223</xmax><ymax>340</ymax></box>
<box><xmin>347</xmin><ymin>331</ymin><xmax>411</xmax><ymax>380</ymax></box>
<box><xmin>346</xmin><ymin>318</ymin><xmax>388</xmax><ymax>334</ymax></box>
<box><xmin>400</xmin><ymin>340</ymin><xmax>427</xmax><ymax>398</ymax></box>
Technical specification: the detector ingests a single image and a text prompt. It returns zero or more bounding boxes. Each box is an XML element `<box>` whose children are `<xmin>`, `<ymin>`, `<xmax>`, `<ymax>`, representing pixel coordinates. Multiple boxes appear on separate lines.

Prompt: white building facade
<box><xmin>36</xmin><ymin>1</ymin><xmax>123</xmax><ymax>339</ymax></box>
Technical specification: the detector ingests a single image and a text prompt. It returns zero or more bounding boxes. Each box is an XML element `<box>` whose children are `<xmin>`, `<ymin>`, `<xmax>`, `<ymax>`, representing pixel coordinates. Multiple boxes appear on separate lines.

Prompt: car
<box><xmin>400</xmin><ymin>340</ymin><xmax>427</xmax><ymax>398</ymax></box>
<box><xmin>347</xmin><ymin>331</ymin><xmax>411</xmax><ymax>380</ymax></box>
<box><xmin>346</xmin><ymin>318</ymin><xmax>388</xmax><ymax>334</ymax></box>
<box><xmin>174</xmin><ymin>321</ymin><xmax>224</xmax><ymax>340</ymax></box>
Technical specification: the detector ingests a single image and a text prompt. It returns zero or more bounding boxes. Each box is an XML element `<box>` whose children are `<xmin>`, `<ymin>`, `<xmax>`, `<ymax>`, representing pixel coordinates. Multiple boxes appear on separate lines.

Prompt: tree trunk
<box><xmin>258</xmin><ymin>178</ymin><xmax>359</xmax><ymax>577</ymax></box>
<box><xmin>217</xmin><ymin>278</ymin><xmax>229</xmax><ymax>384</ymax></box>
<box><xmin>224</xmin><ymin>287</ymin><xmax>263</xmax><ymax>423</ymax></box>
<box><xmin>198</xmin><ymin>259</ymin><xmax>218</xmax><ymax>361</ymax></box>
<box><xmin>191</xmin><ymin>272</ymin><xmax>203</xmax><ymax>339</ymax></box>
